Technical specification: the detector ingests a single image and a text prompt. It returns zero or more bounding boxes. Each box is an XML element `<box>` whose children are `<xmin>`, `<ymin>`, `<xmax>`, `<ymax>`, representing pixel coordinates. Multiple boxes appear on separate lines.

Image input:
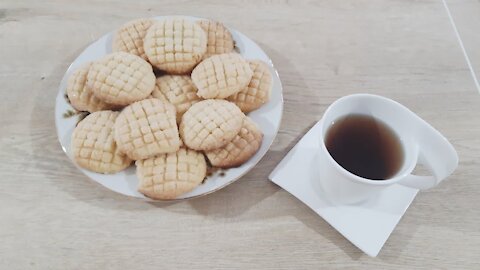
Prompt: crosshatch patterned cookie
<box><xmin>151</xmin><ymin>75</ymin><xmax>202</xmax><ymax>122</ymax></box>
<box><xmin>112</xmin><ymin>18</ymin><xmax>155</xmax><ymax>60</ymax></box>
<box><xmin>197</xmin><ymin>20</ymin><xmax>234</xmax><ymax>59</ymax></box>
<box><xmin>227</xmin><ymin>60</ymin><xmax>273</xmax><ymax>112</ymax></box>
<box><xmin>144</xmin><ymin>18</ymin><xmax>207</xmax><ymax>74</ymax></box>
<box><xmin>205</xmin><ymin>117</ymin><xmax>263</xmax><ymax>168</ymax></box>
<box><xmin>114</xmin><ymin>98</ymin><xmax>181</xmax><ymax>160</ymax></box>
<box><xmin>136</xmin><ymin>148</ymin><xmax>207</xmax><ymax>200</ymax></box>
<box><xmin>180</xmin><ymin>99</ymin><xmax>244</xmax><ymax>151</ymax></box>
<box><xmin>71</xmin><ymin>111</ymin><xmax>132</xmax><ymax>173</ymax></box>
<box><xmin>87</xmin><ymin>52</ymin><xmax>156</xmax><ymax>106</ymax></box>
<box><xmin>191</xmin><ymin>53</ymin><xmax>253</xmax><ymax>99</ymax></box>
<box><xmin>66</xmin><ymin>63</ymin><xmax>115</xmax><ymax>112</ymax></box>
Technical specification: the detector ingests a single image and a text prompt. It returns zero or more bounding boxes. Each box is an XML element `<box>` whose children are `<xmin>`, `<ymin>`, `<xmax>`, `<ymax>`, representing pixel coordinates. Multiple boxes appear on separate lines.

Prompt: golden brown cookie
<box><xmin>227</xmin><ymin>60</ymin><xmax>273</xmax><ymax>112</ymax></box>
<box><xmin>114</xmin><ymin>98</ymin><xmax>181</xmax><ymax>160</ymax></box>
<box><xmin>66</xmin><ymin>63</ymin><xmax>115</xmax><ymax>112</ymax></box>
<box><xmin>151</xmin><ymin>75</ymin><xmax>202</xmax><ymax>122</ymax></box>
<box><xmin>71</xmin><ymin>111</ymin><xmax>132</xmax><ymax>173</ymax></box>
<box><xmin>197</xmin><ymin>20</ymin><xmax>234</xmax><ymax>59</ymax></box>
<box><xmin>87</xmin><ymin>52</ymin><xmax>156</xmax><ymax>106</ymax></box>
<box><xmin>180</xmin><ymin>99</ymin><xmax>244</xmax><ymax>151</ymax></box>
<box><xmin>144</xmin><ymin>18</ymin><xmax>207</xmax><ymax>74</ymax></box>
<box><xmin>136</xmin><ymin>148</ymin><xmax>207</xmax><ymax>200</ymax></box>
<box><xmin>191</xmin><ymin>53</ymin><xmax>253</xmax><ymax>99</ymax></box>
<box><xmin>205</xmin><ymin>117</ymin><xmax>263</xmax><ymax>168</ymax></box>
<box><xmin>112</xmin><ymin>18</ymin><xmax>155</xmax><ymax>61</ymax></box>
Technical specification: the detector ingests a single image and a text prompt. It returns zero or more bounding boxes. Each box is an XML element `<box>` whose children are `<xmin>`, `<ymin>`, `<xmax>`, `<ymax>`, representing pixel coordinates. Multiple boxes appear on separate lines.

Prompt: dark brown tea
<box><xmin>325</xmin><ymin>114</ymin><xmax>404</xmax><ymax>180</ymax></box>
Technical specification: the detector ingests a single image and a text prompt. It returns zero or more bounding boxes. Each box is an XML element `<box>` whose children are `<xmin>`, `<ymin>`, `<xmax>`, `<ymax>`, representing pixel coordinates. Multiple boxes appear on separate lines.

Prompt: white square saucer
<box><xmin>269</xmin><ymin>120</ymin><xmax>419</xmax><ymax>257</ymax></box>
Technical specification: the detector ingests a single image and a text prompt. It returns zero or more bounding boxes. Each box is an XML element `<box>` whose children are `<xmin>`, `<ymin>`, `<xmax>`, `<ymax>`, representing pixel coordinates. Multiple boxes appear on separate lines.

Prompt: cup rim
<box><xmin>320</xmin><ymin>93</ymin><xmax>418</xmax><ymax>186</ymax></box>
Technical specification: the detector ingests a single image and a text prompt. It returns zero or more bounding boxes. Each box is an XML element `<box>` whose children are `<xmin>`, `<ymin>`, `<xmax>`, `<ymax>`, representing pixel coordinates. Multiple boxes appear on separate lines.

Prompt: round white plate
<box><xmin>55</xmin><ymin>15</ymin><xmax>283</xmax><ymax>201</ymax></box>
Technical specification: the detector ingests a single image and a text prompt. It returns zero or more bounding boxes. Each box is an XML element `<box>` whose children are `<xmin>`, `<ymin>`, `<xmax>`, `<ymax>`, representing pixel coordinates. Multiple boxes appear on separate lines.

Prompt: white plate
<box><xmin>55</xmin><ymin>15</ymin><xmax>283</xmax><ymax>201</ymax></box>
<box><xmin>269</xmin><ymin>120</ymin><xmax>418</xmax><ymax>257</ymax></box>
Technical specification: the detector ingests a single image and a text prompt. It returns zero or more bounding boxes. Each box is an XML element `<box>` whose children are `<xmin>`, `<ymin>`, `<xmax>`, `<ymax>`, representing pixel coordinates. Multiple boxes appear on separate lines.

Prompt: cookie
<box><xmin>227</xmin><ymin>60</ymin><xmax>273</xmax><ymax>112</ymax></box>
<box><xmin>197</xmin><ymin>20</ymin><xmax>234</xmax><ymax>59</ymax></box>
<box><xmin>180</xmin><ymin>99</ymin><xmax>244</xmax><ymax>151</ymax></box>
<box><xmin>87</xmin><ymin>52</ymin><xmax>156</xmax><ymax>106</ymax></box>
<box><xmin>114</xmin><ymin>98</ymin><xmax>181</xmax><ymax>160</ymax></box>
<box><xmin>151</xmin><ymin>75</ymin><xmax>202</xmax><ymax>122</ymax></box>
<box><xmin>144</xmin><ymin>18</ymin><xmax>207</xmax><ymax>74</ymax></box>
<box><xmin>191</xmin><ymin>53</ymin><xmax>253</xmax><ymax>99</ymax></box>
<box><xmin>136</xmin><ymin>148</ymin><xmax>207</xmax><ymax>200</ymax></box>
<box><xmin>112</xmin><ymin>18</ymin><xmax>155</xmax><ymax>61</ymax></box>
<box><xmin>205</xmin><ymin>117</ymin><xmax>263</xmax><ymax>168</ymax></box>
<box><xmin>71</xmin><ymin>111</ymin><xmax>132</xmax><ymax>173</ymax></box>
<box><xmin>66</xmin><ymin>63</ymin><xmax>115</xmax><ymax>112</ymax></box>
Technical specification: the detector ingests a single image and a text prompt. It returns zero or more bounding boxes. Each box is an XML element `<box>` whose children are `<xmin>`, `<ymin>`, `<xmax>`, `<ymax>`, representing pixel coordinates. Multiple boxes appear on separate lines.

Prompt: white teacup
<box><xmin>317</xmin><ymin>94</ymin><xmax>458</xmax><ymax>204</ymax></box>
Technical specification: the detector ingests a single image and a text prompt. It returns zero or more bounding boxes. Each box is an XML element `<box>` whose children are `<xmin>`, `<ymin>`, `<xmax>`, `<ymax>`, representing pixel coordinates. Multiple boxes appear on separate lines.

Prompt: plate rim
<box><xmin>54</xmin><ymin>15</ymin><xmax>284</xmax><ymax>202</ymax></box>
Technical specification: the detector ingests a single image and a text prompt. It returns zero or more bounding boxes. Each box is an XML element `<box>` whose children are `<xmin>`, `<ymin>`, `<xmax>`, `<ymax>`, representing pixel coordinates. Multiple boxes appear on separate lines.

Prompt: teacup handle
<box><xmin>398</xmin><ymin>121</ymin><xmax>458</xmax><ymax>190</ymax></box>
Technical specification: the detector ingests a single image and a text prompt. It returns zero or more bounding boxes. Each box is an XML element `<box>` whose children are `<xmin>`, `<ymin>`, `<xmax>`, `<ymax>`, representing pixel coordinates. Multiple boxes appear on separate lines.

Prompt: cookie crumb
<box><xmin>63</xmin><ymin>110</ymin><xmax>77</xmax><ymax>118</ymax></box>
<box><xmin>64</xmin><ymin>93</ymin><xmax>71</xmax><ymax>104</ymax></box>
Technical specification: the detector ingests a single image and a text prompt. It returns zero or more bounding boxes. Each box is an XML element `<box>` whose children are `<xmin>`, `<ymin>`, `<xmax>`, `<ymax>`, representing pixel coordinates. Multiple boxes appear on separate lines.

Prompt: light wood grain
<box><xmin>1</xmin><ymin>0</ymin><xmax>480</xmax><ymax>269</ymax></box>
<box><xmin>445</xmin><ymin>0</ymin><xmax>480</xmax><ymax>92</ymax></box>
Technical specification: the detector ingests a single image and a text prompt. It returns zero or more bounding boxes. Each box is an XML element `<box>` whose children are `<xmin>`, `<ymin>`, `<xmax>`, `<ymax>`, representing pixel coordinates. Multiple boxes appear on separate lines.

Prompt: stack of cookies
<box><xmin>67</xmin><ymin>17</ymin><xmax>273</xmax><ymax>200</ymax></box>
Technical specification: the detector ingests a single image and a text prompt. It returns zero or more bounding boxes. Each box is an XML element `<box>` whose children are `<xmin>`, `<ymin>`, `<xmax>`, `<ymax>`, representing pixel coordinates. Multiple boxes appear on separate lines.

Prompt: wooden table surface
<box><xmin>1</xmin><ymin>1</ymin><xmax>479</xmax><ymax>269</ymax></box>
